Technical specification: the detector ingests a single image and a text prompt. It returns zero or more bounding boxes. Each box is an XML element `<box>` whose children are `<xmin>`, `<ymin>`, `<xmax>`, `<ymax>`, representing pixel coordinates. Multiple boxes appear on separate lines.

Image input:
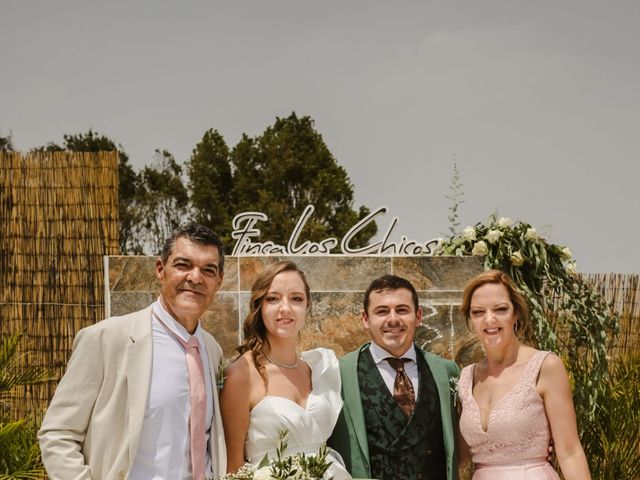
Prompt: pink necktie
<box><xmin>154</xmin><ymin>313</ymin><xmax>207</xmax><ymax>480</ymax></box>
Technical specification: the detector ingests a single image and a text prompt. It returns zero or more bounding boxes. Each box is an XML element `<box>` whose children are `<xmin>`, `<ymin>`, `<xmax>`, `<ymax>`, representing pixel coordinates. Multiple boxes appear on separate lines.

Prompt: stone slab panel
<box><xmin>109</xmin><ymin>291</ymin><xmax>156</xmax><ymax>317</ymax></box>
<box><xmin>415</xmin><ymin>300</ymin><xmax>479</xmax><ymax>363</ymax></box>
<box><xmin>238</xmin><ymin>256</ymin><xmax>391</xmax><ymax>291</ymax></box>
<box><xmin>107</xmin><ymin>255</ymin><xmax>486</xmax><ymax>365</ymax></box>
<box><xmin>233</xmin><ymin>291</ymin><xmax>368</xmax><ymax>357</ymax></box>
<box><xmin>200</xmin><ymin>292</ymin><xmax>239</xmax><ymax>359</ymax></box>
<box><xmin>218</xmin><ymin>258</ymin><xmax>239</xmax><ymax>292</ymax></box>
<box><xmin>109</xmin><ymin>257</ymin><xmax>158</xmax><ymax>292</ymax></box>
<box><xmin>393</xmin><ymin>256</ymin><xmax>484</xmax><ymax>291</ymax></box>
<box><xmin>108</xmin><ymin>256</ymin><xmax>237</xmax><ymax>292</ymax></box>
<box><xmin>302</xmin><ymin>292</ymin><xmax>370</xmax><ymax>356</ymax></box>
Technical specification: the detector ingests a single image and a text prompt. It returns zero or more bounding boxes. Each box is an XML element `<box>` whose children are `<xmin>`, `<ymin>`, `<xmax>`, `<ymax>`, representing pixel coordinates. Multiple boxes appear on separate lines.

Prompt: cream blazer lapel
<box><xmin>125</xmin><ymin>307</ymin><xmax>153</xmax><ymax>467</ymax></box>
<box><xmin>120</xmin><ymin>308</ymin><xmax>227</xmax><ymax>477</ymax></box>
<box><xmin>202</xmin><ymin>331</ymin><xmax>227</xmax><ymax>477</ymax></box>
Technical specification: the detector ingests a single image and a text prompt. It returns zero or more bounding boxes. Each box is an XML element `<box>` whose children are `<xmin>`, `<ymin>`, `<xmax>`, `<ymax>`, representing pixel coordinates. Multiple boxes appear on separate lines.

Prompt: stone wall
<box><xmin>107</xmin><ymin>255</ymin><xmax>484</xmax><ymax>365</ymax></box>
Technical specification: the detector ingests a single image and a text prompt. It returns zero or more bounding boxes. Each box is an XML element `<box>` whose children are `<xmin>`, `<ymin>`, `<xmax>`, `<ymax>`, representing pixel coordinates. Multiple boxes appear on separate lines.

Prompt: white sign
<box><xmin>231</xmin><ymin>205</ymin><xmax>441</xmax><ymax>256</ymax></box>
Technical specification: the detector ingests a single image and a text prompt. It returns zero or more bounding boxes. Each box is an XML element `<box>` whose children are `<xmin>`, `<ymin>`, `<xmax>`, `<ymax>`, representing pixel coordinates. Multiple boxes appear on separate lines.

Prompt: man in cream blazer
<box><xmin>39</xmin><ymin>224</ymin><xmax>227</xmax><ymax>480</ymax></box>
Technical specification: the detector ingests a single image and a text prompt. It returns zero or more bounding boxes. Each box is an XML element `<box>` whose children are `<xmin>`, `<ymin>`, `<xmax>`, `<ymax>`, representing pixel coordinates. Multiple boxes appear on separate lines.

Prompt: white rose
<box><xmin>462</xmin><ymin>226</ymin><xmax>476</xmax><ymax>242</ymax></box>
<box><xmin>471</xmin><ymin>240</ymin><xmax>489</xmax><ymax>256</ymax></box>
<box><xmin>254</xmin><ymin>466</ymin><xmax>275</xmax><ymax>480</ymax></box>
<box><xmin>566</xmin><ymin>261</ymin><xmax>578</xmax><ymax>275</ymax></box>
<box><xmin>524</xmin><ymin>227</ymin><xmax>539</xmax><ymax>241</ymax></box>
<box><xmin>561</xmin><ymin>246</ymin><xmax>572</xmax><ymax>260</ymax></box>
<box><xmin>497</xmin><ymin>216</ymin><xmax>513</xmax><ymax>228</ymax></box>
<box><xmin>510</xmin><ymin>251</ymin><xmax>525</xmax><ymax>267</ymax></box>
<box><xmin>485</xmin><ymin>229</ymin><xmax>503</xmax><ymax>244</ymax></box>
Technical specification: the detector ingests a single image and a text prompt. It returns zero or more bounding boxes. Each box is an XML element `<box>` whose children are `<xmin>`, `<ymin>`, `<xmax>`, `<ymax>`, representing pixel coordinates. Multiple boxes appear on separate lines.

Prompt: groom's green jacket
<box><xmin>328</xmin><ymin>343</ymin><xmax>460</xmax><ymax>480</ymax></box>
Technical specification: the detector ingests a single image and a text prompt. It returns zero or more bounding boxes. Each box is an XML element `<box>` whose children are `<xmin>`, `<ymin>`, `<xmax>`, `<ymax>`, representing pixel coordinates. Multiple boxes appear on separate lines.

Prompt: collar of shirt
<box><xmin>153</xmin><ymin>298</ymin><xmax>203</xmax><ymax>343</ymax></box>
<box><xmin>368</xmin><ymin>342</ymin><xmax>420</xmax><ymax>399</ymax></box>
<box><xmin>369</xmin><ymin>341</ymin><xmax>417</xmax><ymax>365</ymax></box>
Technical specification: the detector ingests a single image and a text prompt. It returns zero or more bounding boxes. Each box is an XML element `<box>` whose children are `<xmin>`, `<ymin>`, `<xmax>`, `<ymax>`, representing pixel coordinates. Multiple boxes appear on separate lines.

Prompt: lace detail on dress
<box><xmin>459</xmin><ymin>350</ymin><xmax>552</xmax><ymax>465</ymax></box>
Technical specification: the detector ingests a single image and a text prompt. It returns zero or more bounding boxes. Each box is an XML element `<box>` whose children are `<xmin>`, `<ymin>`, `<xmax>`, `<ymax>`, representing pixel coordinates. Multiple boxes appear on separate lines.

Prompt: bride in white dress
<box><xmin>220</xmin><ymin>261</ymin><xmax>351</xmax><ymax>479</ymax></box>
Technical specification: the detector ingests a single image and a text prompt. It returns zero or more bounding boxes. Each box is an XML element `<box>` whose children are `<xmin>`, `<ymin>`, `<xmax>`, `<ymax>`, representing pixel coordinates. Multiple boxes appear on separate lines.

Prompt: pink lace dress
<box><xmin>458</xmin><ymin>350</ymin><xmax>560</xmax><ymax>479</ymax></box>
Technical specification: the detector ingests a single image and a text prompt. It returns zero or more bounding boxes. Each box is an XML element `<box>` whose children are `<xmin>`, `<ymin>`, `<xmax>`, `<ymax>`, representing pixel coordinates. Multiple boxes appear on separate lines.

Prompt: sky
<box><xmin>2</xmin><ymin>1</ymin><xmax>639</xmax><ymax>273</ymax></box>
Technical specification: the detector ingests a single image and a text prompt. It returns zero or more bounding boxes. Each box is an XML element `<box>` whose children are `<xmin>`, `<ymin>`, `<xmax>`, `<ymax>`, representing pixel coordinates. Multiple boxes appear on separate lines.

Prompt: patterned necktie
<box><xmin>154</xmin><ymin>313</ymin><xmax>207</xmax><ymax>480</ymax></box>
<box><xmin>386</xmin><ymin>357</ymin><xmax>415</xmax><ymax>417</ymax></box>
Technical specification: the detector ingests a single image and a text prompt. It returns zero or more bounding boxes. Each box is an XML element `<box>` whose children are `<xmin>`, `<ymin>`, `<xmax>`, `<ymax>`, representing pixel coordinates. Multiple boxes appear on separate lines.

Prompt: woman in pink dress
<box><xmin>457</xmin><ymin>270</ymin><xmax>591</xmax><ymax>479</ymax></box>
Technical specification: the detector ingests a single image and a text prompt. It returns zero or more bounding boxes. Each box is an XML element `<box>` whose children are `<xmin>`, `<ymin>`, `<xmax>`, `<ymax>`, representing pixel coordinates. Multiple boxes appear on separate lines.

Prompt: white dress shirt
<box><xmin>129</xmin><ymin>300</ymin><xmax>214</xmax><ymax>480</ymax></box>
<box><xmin>369</xmin><ymin>342</ymin><xmax>420</xmax><ymax>401</ymax></box>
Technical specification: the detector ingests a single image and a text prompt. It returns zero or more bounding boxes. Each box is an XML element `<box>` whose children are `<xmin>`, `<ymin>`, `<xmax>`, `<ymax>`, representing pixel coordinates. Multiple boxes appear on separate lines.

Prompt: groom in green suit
<box><xmin>329</xmin><ymin>275</ymin><xmax>460</xmax><ymax>480</ymax></box>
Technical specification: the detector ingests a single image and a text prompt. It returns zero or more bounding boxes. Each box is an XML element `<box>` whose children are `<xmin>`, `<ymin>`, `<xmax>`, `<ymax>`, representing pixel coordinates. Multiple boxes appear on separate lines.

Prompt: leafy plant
<box><xmin>219</xmin><ymin>429</ymin><xmax>333</xmax><ymax>480</ymax></box>
<box><xmin>438</xmin><ymin>215</ymin><xmax>619</xmax><ymax>433</ymax></box>
<box><xmin>445</xmin><ymin>157</ymin><xmax>465</xmax><ymax>237</ymax></box>
<box><xmin>190</xmin><ymin>112</ymin><xmax>378</xmax><ymax>251</ymax></box>
<box><xmin>0</xmin><ymin>333</ymin><xmax>55</xmax><ymax>479</ymax></box>
<box><xmin>581</xmin><ymin>352</ymin><xmax>640</xmax><ymax>479</ymax></box>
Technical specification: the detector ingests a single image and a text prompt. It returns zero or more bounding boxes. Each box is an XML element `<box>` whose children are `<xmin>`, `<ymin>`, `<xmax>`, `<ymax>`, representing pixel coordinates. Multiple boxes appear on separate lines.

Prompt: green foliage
<box><xmin>581</xmin><ymin>352</ymin><xmax>640</xmax><ymax>479</ymax></box>
<box><xmin>187</xmin><ymin>129</ymin><xmax>234</xmax><ymax>246</ymax></box>
<box><xmin>14</xmin><ymin>115</ymin><xmax>373</xmax><ymax>254</ymax></box>
<box><xmin>0</xmin><ymin>133</ymin><xmax>13</xmax><ymax>152</ymax></box>
<box><xmin>438</xmin><ymin>215</ymin><xmax>619</xmax><ymax>435</ymax></box>
<box><xmin>268</xmin><ymin>430</ymin><xmax>331</xmax><ymax>480</ymax></box>
<box><xmin>133</xmin><ymin>149</ymin><xmax>190</xmax><ymax>255</ymax></box>
<box><xmin>0</xmin><ymin>334</ymin><xmax>53</xmax><ymax>398</ymax></box>
<box><xmin>0</xmin><ymin>419</ymin><xmax>46</xmax><ymax>480</ymax></box>
<box><xmin>219</xmin><ymin>429</ymin><xmax>332</xmax><ymax>480</ymax></box>
<box><xmin>188</xmin><ymin>113</ymin><xmax>377</xmax><ymax>251</ymax></box>
<box><xmin>445</xmin><ymin>158</ymin><xmax>464</xmax><ymax>237</ymax></box>
<box><xmin>0</xmin><ymin>333</ymin><xmax>55</xmax><ymax>479</ymax></box>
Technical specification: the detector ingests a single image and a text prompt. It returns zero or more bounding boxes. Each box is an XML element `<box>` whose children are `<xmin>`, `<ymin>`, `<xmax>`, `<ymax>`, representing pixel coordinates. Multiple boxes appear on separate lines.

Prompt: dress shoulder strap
<box><xmin>457</xmin><ymin>363</ymin><xmax>475</xmax><ymax>402</ymax></box>
<box><xmin>522</xmin><ymin>350</ymin><xmax>551</xmax><ymax>387</ymax></box>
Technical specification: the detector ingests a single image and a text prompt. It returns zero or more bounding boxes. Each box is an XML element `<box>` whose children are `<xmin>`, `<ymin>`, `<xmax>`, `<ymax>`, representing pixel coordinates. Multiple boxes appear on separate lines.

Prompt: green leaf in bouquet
<box><xmin>257</xmin><ymin>453</ymin><xmax>270</xmax><ymax>469</ymax></box>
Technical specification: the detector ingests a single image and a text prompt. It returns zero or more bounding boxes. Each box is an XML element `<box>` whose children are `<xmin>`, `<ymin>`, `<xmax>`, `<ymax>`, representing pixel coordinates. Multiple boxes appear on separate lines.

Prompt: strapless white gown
<box><xmin>244</xmin><ymin>348</ymin><xmax>351</xmax><ymax>479</ymax></box>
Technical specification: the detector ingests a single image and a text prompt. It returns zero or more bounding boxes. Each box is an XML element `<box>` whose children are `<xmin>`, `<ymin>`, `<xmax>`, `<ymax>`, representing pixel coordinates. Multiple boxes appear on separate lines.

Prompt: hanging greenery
<box><xmin>437</xmin><ymin>215</ymin><xmax>619</xmax><ymax>431</ymax></box>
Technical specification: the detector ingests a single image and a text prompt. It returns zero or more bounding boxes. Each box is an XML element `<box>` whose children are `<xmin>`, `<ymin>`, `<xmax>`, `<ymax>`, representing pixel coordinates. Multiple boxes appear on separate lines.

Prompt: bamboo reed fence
<box><xmin>0</xmin><ymin>151</ymin><xmax>119</xmax><ymax>420</ymax></box>
<box><xmin>583</xmin><ymin>273</ymin><xmax>639</xmax><ymax>358</ymax></box>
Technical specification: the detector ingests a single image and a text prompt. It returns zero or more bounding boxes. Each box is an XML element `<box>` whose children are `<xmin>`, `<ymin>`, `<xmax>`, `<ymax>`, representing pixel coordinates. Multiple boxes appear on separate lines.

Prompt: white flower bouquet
<box><xmin>219</xmin><ymin>430</ymin><xmax>333</xmax><ymax>480</ymax></box>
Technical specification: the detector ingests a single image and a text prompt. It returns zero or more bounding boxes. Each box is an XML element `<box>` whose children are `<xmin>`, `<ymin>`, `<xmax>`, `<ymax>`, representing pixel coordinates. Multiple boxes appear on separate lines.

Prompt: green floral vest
<box><xmin>358</xmin><ymin>347</ymin><xmax>446</xmax><ymax>480</ymax></box>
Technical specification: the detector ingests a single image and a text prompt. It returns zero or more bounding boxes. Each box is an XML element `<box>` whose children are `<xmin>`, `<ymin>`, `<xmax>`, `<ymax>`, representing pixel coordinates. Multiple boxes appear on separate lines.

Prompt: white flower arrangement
<box><xmin>524</xmin><ymin>227</ymin><xmax>539</xmax><ymax>241</ymax></box>
<box><xmin>497</xmin><ymin>216</ymin><xmax>513</xmax><ymax>228</ymax></box>
<box><xmin>462</xmin><ymin>226</ymin><xmax>477</xmax><ymax>242</ymax></box>
<box><xmin>485</xmin><ymin>229</ymin><xmax>504</xmax><ymax>244</ymax></box>
<box><xmin>437</xmin><ymin>214</ymin><xmax>619</xmax><ymax>444</ymax></box>
<box><xmin>510</xmin><ymin>251</ymin><xmax>525</xmax><ymax>267</ymax></box>
<box><xmin>219</xmin><ymin>430</ymin><xmax>333</xmax><ymax>480</ymax></box>
<box><xmin>442</xmin><ymin>216</ymin><xmax>579</xmax><ymax>274</ymax></box>
<box><xmin>471</xmin><ymin>240</ymin><xmax>488</xmax><ymax>256</ymax></box>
